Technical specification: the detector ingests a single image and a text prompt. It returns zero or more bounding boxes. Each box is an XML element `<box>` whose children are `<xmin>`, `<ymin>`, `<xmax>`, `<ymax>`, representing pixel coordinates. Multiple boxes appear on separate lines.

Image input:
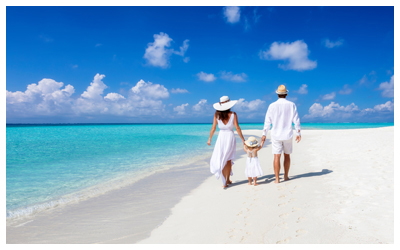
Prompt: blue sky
<box><xmin>6</xmin><ymin>6</ymin><xmax>394</xmax><ymax>123</ymax></box>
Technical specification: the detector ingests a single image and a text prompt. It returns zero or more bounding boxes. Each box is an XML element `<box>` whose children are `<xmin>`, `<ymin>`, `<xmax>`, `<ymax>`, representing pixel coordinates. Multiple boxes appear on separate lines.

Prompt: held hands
<box><xmin>261</xmin><ymin>135</ymin><xmax>266</xmax><ymax>142</ymax></box>
<box><xmin>295</xmin><ymin>135</ymin><xmax>301</xmax><ymax>143</ymax></box>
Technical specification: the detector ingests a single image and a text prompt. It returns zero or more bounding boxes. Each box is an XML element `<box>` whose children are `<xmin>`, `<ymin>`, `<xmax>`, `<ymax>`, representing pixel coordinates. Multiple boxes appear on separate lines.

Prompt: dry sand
<box><xmin>7</xmin><ymin>127</ymin><xmax>394</xmax><ymax>244</ymax></box>
<box><xmin>139</xmin><ymin>127</ymin><xmax>394</xmax><ymax>244</ymax></box>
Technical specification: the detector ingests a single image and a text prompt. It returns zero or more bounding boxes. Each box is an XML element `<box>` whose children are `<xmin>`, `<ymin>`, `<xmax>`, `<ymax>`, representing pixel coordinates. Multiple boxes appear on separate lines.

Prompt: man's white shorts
<box><xmin>271</xmin><ymin>137</ymin><xmax>293</xmax><ymax>154</ymax></box>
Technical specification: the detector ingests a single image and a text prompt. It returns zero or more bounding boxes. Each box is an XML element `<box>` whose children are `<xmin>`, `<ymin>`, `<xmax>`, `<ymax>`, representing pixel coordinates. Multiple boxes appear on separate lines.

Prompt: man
<box><xmin>261</xmin><ymin>85</ymin><xmax>301</xmax><ymax>183</ymax></box>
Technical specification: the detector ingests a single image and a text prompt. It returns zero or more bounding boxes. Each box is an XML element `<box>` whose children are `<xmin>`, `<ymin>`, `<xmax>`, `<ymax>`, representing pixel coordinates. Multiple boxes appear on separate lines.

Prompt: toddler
<box><xmin>244</xmin><ymin>136</ymin><xmax>264</xmax><ymax>185</ymax></box>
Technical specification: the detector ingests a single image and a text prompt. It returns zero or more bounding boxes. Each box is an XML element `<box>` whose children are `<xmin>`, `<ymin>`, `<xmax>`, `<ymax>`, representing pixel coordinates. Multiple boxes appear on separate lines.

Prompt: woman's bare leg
<box><xmin>254</xmin><ymin>177</ymin><xmax>258</xmax><ymax>186</ymax></box>
<box><xmin>222</xmin><ymin>163</ymin><xmax>230</xmax><ymax>188</ymax></box>
<box><xmin>248</xmin><ymin>177</ymin><xmax>252</xmax><ymax>185</ymax></box>
<box><xmin>226</xmin><ymin>160</ymin><xmax>232</xmax><ymax>184</ymax></box>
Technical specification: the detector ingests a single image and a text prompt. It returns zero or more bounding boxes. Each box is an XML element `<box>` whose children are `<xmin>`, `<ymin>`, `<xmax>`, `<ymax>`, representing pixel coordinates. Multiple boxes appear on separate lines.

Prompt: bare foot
<box><xmin>223</xmin><ymin>185</ymin><xmax>228</xmax><ymax>188</ymax></box>
<box><xmin>227</xmin><ymin>180</ymin><xmax>232</xmax><ymax>185</ymax></box>
<box><xmin>248</xmin><ymin>182</ymin><xmax>252</xmax><ymax>185</ymax></box>
<box><xmin>284</xmin><ymin>176</ymin><xmax>290</xmax><ymax>181</ymax></box>
<box><xmin>274</xmin><ymin>179</ymin><xmax>280</xmax><ymax>184</ymax></box>
<box><xmin>254</xmin><ymin>183</ymin><xmax>259</xmax><ymax>186</ymax></box>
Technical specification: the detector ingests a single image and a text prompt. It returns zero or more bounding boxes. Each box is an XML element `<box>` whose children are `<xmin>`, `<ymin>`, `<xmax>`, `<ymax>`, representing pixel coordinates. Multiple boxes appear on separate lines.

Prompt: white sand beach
<box><xmin>6</xmin><ymin>127</ymin><xmax>394</xmax><ymax>244</ymax></box>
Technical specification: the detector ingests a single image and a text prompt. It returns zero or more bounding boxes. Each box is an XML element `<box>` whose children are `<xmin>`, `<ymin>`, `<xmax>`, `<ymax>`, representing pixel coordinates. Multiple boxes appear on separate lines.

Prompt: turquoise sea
<box><xmin>6</xmin><ymin>123</ymin><xmax>393</xmax><ymax>219</ymax></box>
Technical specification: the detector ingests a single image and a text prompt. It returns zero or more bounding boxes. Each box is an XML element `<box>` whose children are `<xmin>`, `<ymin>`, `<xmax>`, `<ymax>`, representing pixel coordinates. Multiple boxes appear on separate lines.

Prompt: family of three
<box><xmin>207</xmin><ymin>85</ymin><xmax>302</xmax><ymax>188</ymax></box>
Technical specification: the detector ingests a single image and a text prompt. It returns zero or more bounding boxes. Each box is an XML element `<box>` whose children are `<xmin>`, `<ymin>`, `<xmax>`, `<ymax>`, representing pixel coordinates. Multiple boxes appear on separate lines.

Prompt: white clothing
<box><xmin>210</xmin><ymin>113</ymin><xmax>236</xmax><ymax>186</ymax></box>
<box><xmin>245</xmin><ymin>149</ymin><xmax>263</xmax><ymax>178</ymax></box>
<box><xmin>271</xmin><ymin>137</ymin><xmax>293</xmax><ymax>154</ymax></box>
<box><xmin>262</xmin><ymin>98</ymin><xmax>301</xmax><ymax>140</ymax></box>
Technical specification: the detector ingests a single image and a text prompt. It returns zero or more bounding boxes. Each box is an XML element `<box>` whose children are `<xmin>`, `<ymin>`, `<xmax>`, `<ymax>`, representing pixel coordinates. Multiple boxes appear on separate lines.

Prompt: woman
<box><xmin>207</xmin><ymin>96</ymin><xmax>245</xmax><ymax>188</ymax></box>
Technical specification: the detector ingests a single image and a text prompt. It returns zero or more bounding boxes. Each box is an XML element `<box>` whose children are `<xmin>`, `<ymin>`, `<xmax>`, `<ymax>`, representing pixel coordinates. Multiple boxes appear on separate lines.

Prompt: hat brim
<box><xmin>276</xmin><ymin>90</ymin><xmax>289</xmax><ymax>94</ymax></box>
<box><xmin>245</xmin><ymin>141</ymin><xmax>259</xmax><ymax>147</ymax></box>
<box><xmin>213</xmin><ymin>100</ymin><xmax>238</xmax><ymax>111</ymax></box>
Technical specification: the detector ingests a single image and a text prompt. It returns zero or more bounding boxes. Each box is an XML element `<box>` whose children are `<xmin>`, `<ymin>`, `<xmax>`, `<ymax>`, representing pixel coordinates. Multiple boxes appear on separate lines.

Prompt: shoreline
<box><xmin>7</xmin><ymin>127</ymin><xmax>394</xmax><ymax>243</ymax></box>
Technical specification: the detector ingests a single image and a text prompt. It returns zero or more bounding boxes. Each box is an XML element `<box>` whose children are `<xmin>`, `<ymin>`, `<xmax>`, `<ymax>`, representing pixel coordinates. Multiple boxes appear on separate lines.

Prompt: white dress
<box><xmin>210</xmin><ymin>113</ymin><xmax>236</xmax><ymax>186</ymax></box>
<box><xmin>245</xmin><ymin>149</ymin><xmax>263</xmax><ymax>178</ymax></box>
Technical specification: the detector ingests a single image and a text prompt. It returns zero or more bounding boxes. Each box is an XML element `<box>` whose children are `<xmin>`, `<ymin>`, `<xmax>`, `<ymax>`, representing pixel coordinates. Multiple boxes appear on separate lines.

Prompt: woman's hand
<box><xmin>207</xmin><ymin>139</ymin><xmax>211</xmax><ymax>146</ymax></box>
<box><xmin>242</xmin><ymin>140</ymin><xmax>245</xmax><ymax>145</ymax></box>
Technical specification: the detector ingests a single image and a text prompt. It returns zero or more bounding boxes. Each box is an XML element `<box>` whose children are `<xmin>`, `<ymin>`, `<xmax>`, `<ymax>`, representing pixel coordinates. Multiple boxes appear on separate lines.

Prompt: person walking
<box><xmin>261</xmin><ymin>85</ymin><xmax>301</xmax><ymax>183</ymax></box>
<box><xmin>208</xmin><ymin>96</ymin><xmax>246</xmax><ymax>188</ymax></box>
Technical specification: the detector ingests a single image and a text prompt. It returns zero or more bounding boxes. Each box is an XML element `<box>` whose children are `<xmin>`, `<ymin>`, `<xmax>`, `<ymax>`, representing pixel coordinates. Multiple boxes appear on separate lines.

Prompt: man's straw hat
<box><xmin>276</xmin><ymin>85</ymin><xmax>289</xmax><ymax>94</ymax></box>
<box><xmin>213</xmin><ymin>96</ymin><xmax>238</xmax><ymax>111</ymax></box>
<box><xmin>245</xmin><ymin>136</ymin><xmax>259</xmax><ymax>147</ymax></box>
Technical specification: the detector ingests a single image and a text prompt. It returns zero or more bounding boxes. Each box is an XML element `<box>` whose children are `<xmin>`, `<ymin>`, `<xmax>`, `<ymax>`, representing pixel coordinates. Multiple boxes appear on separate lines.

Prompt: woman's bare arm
<box><xmin>207</xmin><ymin>114</ymin><xmax>218</xmax><ymax>146</ymax></box>
<box><xmin>233</xmin><ymin>112</ymin><xmax>245</xmax><ymax>145</ymax></box>
<box><xmin>243</xmin><ymin>144</ymin><xmax>248</xmax><ymax>153</ymax></box>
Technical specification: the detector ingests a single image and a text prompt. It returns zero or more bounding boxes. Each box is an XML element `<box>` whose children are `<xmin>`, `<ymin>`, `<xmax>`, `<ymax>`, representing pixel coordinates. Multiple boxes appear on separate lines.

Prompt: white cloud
<box><xmin>7</xmin><ymin>74</ymin><xmax>170</xmax><ymax>119</ymax></box>
<box><xmin>223</xmin><ymin>6</ymin><xmax>240</xmax><ymax>23</ymax></box>
<box><xmin>304</xmin><ymin>100</ymin><xmax>394</xmax><ymax>122</ymax></box>
<box><xmin>304</xmin><ymin>102</ymin><xmax>359</xmax><ymax>119</ymax></box>
<box><xmin>220</xmin><ymin>71</ymin><xmax>247</xmax><ymax>82</ymax></box>
<box><xmin>104</xmin><ymin>93</ymin><xmax>125</xmax><ymax>101</ymax></box>
<box><xmin>259</xmin><ymin>40</ymin><xmax>317</xmax><ymax>71</ymax></box>
<box><xmin>366</xmin><ymin>101</ymin><xmax>394</xmax><ymax>112</ymax></box>
<box><xmin>358</xmin><ymin>72</ymin><xmax>377</xmax><ymax>85</ymax></box>
<box><xmin>324</xmin><ymin>38</ymin><xmax>344</xmax><ymax>48</ymax></box>
<box><xmin>192</xmin><ymin>99</ymin><xmax>208</xmax><ymax>112</ymax></box>
<box><xmin>6</xmin><ymin>78</ymin><xmax>75</xmax><ymax>116</ymax></box>
<box><xmin>174</xmin><ymin>103</ymin><xmax>189</xmax><ymax>115</ymax></box>
<box><xmin>173</xmin><ymin>39</ymin><xmax>189</xmax><ymax>56</ymax></box>
<box><xmin>143</xmin><ymin>32</ymin><xmax>189</xmax><ymax>68</ymax></box>
<box><xmin>81</xmin><ymin>74</ymin><xmax>108</xmax><ymax>100</ymax></box>
<box><xmin>234</xmin><ymin>98</ymin><xmax>266</xmax><ymax>112</ymax></box>
<box><xmin>197</xmin><ymin>71</ymin><xmax>217</xmax><ymax>82</ymax></box>
<box><xmin>338</xmin><ymin>84</ymin><xmax>352</xmax><ymax>95</ymax></box>
<box><xmin>72</xmin><ymin>64</ymin><xmax>78</xmax><ymax>69</ymax></box>
<box><xmin>297</xmin><ymin>84</ymin><xmax>308</xmax><ymax>94</ymax></box>
<box><xmin>171</xmin><ymin>88</ymin><xmax>189</xmax><ymax>94</ymax></box>
<box><xmin>183</xmin><ymin>57</ymin><xmax>190</xmax><ymax>63</ymax></box>
<box><xmin>378</xmin><ymin>75</ymin><xmax>394</xmax><ymax>98</ymax></box>
<box><xmin>322</xmin><ymin>92</ymin><xmax>336</xmax><ymax>100</ymax></box>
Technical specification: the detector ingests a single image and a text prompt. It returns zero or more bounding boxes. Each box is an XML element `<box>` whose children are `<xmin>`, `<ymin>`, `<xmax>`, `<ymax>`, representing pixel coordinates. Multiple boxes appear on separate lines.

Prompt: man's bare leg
<box><xmin>283</xmin><ymin>153</ymin><xmax>291</xmax><ymax>181</ymax></box>
<box><xmin>274</xmin><ymin>154</ymin><xmax>281</xmax><ymax>183</ymax></box>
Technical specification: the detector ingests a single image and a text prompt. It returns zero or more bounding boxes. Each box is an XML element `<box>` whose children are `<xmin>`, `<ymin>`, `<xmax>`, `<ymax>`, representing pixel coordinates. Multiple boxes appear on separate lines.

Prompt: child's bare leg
<box><xmin>248</xmin><ymin>177</ymin><xmax>252</xmax><ymax>185</ymax></box>
<box><xmin>254</xmin><ymin>177</ymin><xmax>258</xmax><ymax>186</ymax></box>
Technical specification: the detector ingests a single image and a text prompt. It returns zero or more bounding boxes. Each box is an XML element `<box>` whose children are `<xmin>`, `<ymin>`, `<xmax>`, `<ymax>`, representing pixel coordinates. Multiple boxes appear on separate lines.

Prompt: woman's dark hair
<box><xmin>215</xmin><ymin>109</ymin><xmax>231</xmax><ymax>121</ymax></box>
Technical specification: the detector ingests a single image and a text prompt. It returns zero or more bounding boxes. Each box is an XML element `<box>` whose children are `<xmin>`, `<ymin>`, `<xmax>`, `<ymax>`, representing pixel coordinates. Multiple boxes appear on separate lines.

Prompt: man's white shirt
<box><xmin>262</xmin><ymin>98</ymin><xmax>301</xmax><ymax>140</ymax></box>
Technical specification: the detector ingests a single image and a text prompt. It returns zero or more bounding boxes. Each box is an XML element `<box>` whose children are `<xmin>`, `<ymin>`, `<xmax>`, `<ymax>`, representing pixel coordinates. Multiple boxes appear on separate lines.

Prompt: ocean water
<box><xmin>6</xmin><ymin>122</ymin><xmax>393</xmax><ymax>219</ymax></box>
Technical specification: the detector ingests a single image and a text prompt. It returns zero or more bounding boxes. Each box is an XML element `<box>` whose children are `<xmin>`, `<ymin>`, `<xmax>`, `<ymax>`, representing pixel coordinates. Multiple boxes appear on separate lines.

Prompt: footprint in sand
<box><xmin>279</xmin><ymin>194</ymin><xmax>286</xmax><ymax>199</ymax></box>
<box><xmin>292</xmin><ymin>207</ymin><xmax>301</xmax><ymax>212</ymax></box>
<box><xmin>276</xmin><ymin>237</ymin><xmax>291</xmax><ymax>244</ymax></box>
<box><xmin>279</xmin><ymin>213</ymin><xmax>289</xmax><ymax>219</ymax></box>
<box><xmin>297</xmin><ymin>217</ymin><xmax>307</xmax><ymax>223</ymax></box>
<box><xmin>278</xmin><ymin>203</ymin><xmax>287</xmax><ymax>207</ymax></box>
<box><xmin>289</xmin><ymin>190</ymin><xmax>297</xmax><ymax>194</ymax></box>
<box><xmin>296</xmin><ymin>229</ymin><xmax>308</xmax><ymax>237</ymax></box>
<box><xmin>288</xmin><ymin>198</ymin><xmax>296</xmax><ymax>203</ymax></box>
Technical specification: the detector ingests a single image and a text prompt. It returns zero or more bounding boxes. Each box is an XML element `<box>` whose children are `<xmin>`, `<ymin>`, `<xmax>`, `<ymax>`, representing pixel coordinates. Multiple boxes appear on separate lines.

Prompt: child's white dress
<box><xmin>245</xmin><ymin>149</ymin><xmax>263</xmax><ymax>178</ymax></box>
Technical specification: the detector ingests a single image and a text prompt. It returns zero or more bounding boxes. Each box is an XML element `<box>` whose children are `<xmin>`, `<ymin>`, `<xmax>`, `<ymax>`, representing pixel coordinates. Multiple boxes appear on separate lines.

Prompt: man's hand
<box><xmin>261</xmin><ymin>135</ymin><xmax>266</xmax><ymax>142</ymax></box>
<box><xmin>295</xmin><ymin>135</ymin><xmax>301</xmax><ymax>143</ymax></box>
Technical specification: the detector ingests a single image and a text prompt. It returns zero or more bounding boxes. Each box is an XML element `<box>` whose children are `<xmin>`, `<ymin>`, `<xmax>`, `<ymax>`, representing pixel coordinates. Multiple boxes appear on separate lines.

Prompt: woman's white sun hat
<box><xmin>245</xmin><ymin>136</ymin><xmax>259</xmax><ymax>147</ymax></box>
<box><xmin>213</xmin><ymin>96</ymin><xmax>238</xmax><ymax>111</ymax></box>
<box><xmin>276</xmin><ymin>85</ymin><xmax>289</xmax><ymax>94</ymax></box>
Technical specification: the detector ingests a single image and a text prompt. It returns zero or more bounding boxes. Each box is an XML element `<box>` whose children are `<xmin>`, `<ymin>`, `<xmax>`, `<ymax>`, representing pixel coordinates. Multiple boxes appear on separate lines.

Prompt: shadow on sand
<box><xmin>228</xmin><ymin>169</ymin><xmax>333</xmax><ymax>188</ymax></box>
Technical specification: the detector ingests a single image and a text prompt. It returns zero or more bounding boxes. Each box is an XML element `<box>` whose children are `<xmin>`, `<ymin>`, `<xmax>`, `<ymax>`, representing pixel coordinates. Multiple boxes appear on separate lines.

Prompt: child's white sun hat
<box><xmin>213</xmin><ymin>96</ymin><xmax>238</xmax><ymax>111</ymax></box>
<box><xmin>245</xmin><ymin>136</ymin><xmax>259</xmax><ymax>147</ymax></box>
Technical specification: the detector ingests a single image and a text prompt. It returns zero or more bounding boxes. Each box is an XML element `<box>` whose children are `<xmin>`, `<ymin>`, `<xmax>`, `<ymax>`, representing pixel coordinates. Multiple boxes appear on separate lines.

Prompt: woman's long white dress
<box><xmin>245</xmin><ymin>149</ymin><xmax>263</xmax><ymax>178</ymax></box>
<box><xmin>210</xmin><ymin>113</ymin><xmax>236</xmax><ymax>186</ymax></box>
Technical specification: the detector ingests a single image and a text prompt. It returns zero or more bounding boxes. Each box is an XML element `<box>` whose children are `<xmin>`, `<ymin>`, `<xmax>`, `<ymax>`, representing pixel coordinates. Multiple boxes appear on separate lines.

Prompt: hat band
<box><xmin>219</xmin><ymin>99</ymin><xmax>230</xmax><ymax>105</ymax></box>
